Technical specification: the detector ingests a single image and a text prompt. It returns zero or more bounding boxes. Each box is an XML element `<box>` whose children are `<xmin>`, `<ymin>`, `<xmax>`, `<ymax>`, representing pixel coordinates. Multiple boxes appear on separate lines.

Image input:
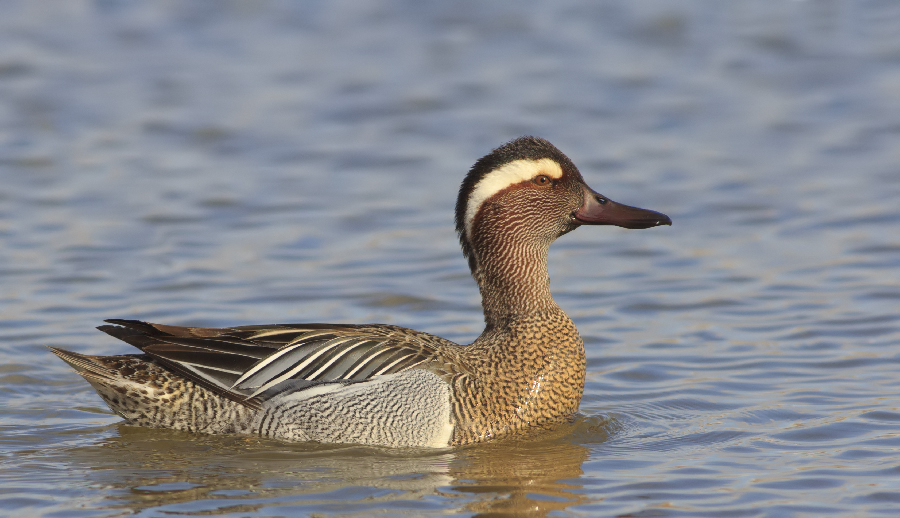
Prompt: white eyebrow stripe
<box><xmin>464</xmin><ymin>158</ymin><xmax>563</xmax><ymax>239</ymax></box>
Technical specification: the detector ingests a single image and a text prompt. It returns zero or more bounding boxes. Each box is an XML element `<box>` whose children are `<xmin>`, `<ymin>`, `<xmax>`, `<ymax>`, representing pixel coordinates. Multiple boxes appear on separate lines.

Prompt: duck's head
<box><xmin>455</xmin><ymin>136</ymin><xmax>671</xmax><ymax>275</ymax></box>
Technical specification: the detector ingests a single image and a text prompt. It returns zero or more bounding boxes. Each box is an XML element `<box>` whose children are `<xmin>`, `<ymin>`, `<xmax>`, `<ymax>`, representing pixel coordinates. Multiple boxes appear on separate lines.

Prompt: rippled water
<box><xmin>2</xmin><ymin>1</ymin><xmax>900</xmax><ymax>516</ymax></box>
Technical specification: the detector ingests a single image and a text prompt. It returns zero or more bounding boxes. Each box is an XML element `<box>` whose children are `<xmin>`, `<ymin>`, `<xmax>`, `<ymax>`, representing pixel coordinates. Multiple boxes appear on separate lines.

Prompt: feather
<box><xmin>97</xmin><ymin>319</ymin><xmax>451</xmax><ymax>406</ymax></box>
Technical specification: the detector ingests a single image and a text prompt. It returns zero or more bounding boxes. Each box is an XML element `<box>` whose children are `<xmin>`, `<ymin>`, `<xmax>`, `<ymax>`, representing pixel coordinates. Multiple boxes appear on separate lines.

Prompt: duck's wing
<box><xmin>99</xmin><ymin>319</ymin><xmax>455</xmax><ymax>409</ymax></box>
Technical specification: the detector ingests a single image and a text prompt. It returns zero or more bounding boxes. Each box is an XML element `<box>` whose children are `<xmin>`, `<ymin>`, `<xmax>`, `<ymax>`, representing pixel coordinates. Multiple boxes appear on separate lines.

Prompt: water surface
<box><xmin>2</xmin><ymin>1</ymin><xmax>900</xmax><ymax>516</ymax></box>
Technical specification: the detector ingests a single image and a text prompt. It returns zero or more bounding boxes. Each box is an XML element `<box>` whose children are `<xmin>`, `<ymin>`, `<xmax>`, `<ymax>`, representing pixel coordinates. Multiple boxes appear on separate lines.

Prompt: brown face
<box><xmin>455</xmin><ymin>137</ymin><xmax>671</xmax><ymax>273</ymax></box>
<box><xmin>463</xmin><ymin>158</ymin><xmax>583</xmax><ymax>247</ymax></box>
<box><xmin>463</xmin><ymin>157</ymin><xmax>670</xmax><ymax>249</ymax></box>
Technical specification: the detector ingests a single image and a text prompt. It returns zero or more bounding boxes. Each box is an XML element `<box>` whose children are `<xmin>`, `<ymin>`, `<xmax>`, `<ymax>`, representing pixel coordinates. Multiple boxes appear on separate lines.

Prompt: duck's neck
<box><xmin>472</xmin><ymin>239</ymin><xmax>559</xmax><ymax>329</ymax></box>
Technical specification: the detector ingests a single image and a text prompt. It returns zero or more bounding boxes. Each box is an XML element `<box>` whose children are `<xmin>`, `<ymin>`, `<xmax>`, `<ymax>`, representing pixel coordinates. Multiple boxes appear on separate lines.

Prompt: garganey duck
<box><xmin>51</xmin><ymin>136</ymin><xmax>671</xmax><ymax>448</ymax></box>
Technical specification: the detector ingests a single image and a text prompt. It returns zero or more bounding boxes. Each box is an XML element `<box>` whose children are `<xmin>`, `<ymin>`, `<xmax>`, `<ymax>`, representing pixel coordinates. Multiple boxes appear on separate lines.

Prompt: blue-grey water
<box><xmin>2</xmin><ymin>1</ymin><xmax>900</xmax><ymax>516</ymax></box>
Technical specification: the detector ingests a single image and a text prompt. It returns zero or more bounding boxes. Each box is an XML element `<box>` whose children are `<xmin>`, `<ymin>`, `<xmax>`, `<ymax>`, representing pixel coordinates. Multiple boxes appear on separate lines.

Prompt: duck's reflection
<box><xmin>446</xmin><ymin>436</ymin><xmax>592</xmax><ymax>516</ymax></box>
<box><xmin>59</xmin><ymin>416</ymin><xmax>613</xmax><ymax>517</ymax></box>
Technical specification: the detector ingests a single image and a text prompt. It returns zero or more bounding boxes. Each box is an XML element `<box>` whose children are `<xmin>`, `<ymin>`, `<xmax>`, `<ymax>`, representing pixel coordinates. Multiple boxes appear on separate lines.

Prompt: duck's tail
<box><xmin>48</xmin><ymin>347</ymin><xmax>256</xmax><ymax>435</ymax></box>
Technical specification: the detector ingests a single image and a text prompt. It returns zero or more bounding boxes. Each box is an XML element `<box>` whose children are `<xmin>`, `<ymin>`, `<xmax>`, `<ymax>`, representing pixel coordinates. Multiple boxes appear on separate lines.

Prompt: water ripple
<box><xmin>3</xmin><ymin>1</ymin><xmax>900</xmax><ymax>517</ymax></box>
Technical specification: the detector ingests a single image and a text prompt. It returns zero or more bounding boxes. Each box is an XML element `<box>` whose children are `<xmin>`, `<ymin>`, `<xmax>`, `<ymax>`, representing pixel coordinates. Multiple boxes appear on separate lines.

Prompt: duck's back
<box><xmin>53</xmin><ymin>320</ymin><xmax>461</xmax><ymax>447</ymax></box>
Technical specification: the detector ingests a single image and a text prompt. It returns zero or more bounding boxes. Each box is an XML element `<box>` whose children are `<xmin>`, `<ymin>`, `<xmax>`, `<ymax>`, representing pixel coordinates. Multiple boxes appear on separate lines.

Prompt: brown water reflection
<box><xmin>447</xmin><ymin>438</ymin><xmax>592</xmax><ymax>517</ymax></box>
<box><xmin>55</xmin><ymin>418</ymin><xmax>609</xmax><ymax>516</ymax></box>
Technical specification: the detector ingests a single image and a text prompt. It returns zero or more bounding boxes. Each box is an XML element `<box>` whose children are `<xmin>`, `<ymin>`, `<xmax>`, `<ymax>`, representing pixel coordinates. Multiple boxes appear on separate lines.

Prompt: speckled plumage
<box><xmin>51</xmin><ymin>136</ymin><xmax>671</xmax><ymax>448</ymax></box>
<box><xmin>49</xmin><ymin>349</ymin><xmax>257</xmax><ymax>435</ymax></box>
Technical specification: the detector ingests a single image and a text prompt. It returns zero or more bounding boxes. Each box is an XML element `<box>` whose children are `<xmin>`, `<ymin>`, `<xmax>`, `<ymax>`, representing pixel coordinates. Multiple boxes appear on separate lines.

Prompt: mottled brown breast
<box><xmin>444</xmin><ymin>308</ymin><xmax>586</xmax><ymax>445</ymax></box>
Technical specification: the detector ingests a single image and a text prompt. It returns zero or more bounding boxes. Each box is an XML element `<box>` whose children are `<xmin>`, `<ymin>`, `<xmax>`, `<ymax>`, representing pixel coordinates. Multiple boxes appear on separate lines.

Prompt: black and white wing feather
<box><xmin>99</xmin><ymin>319</ymin><xmax>453</xmax><ymax>409</ymax></box>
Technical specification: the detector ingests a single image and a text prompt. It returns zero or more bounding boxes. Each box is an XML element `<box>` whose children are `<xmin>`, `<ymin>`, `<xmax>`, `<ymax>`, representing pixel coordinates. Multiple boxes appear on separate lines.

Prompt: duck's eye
<box><xmin>534</xmin><ymin>175</ymin><xmax>552</xmax><ymax>186</ymax></box>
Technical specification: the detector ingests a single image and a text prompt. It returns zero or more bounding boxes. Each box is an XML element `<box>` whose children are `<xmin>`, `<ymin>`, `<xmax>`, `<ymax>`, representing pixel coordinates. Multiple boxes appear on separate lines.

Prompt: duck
<box><xmin>51</xmin><ymin>136</ymin><xmax>671</xmax><ymax>448</ymax></box>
